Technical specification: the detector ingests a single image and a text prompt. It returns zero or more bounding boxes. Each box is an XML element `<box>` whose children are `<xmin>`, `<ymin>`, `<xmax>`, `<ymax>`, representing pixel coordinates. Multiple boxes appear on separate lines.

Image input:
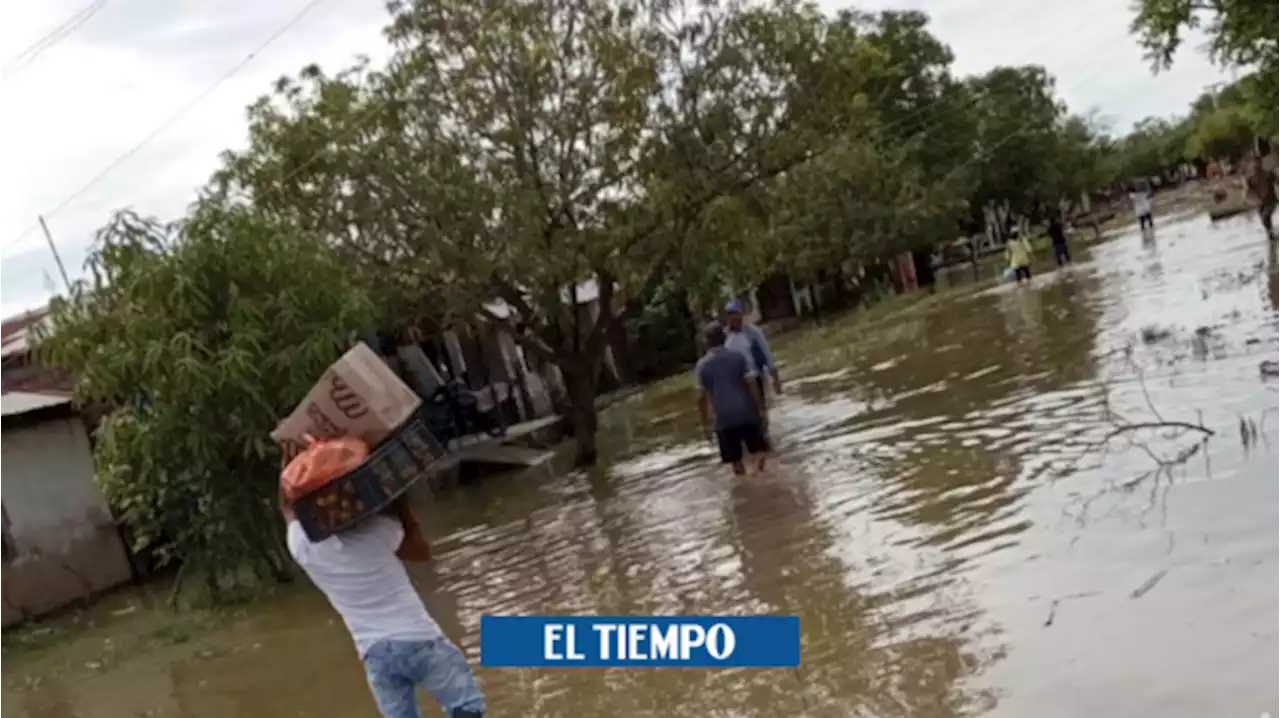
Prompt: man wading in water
<box><xmin>722</xmin><ymin>300</ymin><xmax>782</xmax><ymax>413</ymax></box>
<box><xmin>1247</xmin><ymin>141</ymin><xmax>1278</xmax><ymax>240</ymax></box>
<box><xmin>1047</xmin><ymin>212</ymin><xmax>1071</xmax><ymax>267</ymax></box>
<box><xmin>1130</xmin><ymin>184</ymin><xmax>1154</xmax><ymax>233</ymax></box>
<box><xmin>697</xmin><ymin>322</ymin><xmax>770</xmax><ymax>475</ymax></box>
<box><xmin>282</xmin><ymin>493</ymin><xmax>486</xmax><ymax>717</ymax></box>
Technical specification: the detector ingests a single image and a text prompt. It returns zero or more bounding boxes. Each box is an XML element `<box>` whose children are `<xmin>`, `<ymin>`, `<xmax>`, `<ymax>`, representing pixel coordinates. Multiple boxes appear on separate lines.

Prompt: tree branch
<box><xmin>1099</xmin><ymin>421</ymin><xmax>1215</xmax><ymax>444</ymax></box>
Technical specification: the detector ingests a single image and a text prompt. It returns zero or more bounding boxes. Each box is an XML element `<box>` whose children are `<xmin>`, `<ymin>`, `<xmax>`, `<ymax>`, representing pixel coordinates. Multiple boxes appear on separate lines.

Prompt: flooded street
<box><xmin>6</xmin><ymin>213</ymin><xmax>1278</xmax><ymax>717</ymax></box>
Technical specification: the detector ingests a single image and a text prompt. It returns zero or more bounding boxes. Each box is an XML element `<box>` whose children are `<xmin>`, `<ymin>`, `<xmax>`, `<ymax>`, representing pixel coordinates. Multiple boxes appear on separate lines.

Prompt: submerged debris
<box><xmin>1043</xmin><ymin>599</ymin><xmax>1059</xmax><ymax>628</ymax></box>
<box><xmin>1240</xmin><ymin>416</ymin><xmax>1262</xmax><ymax>449</ymax></box>
<box><xmin>1130</xmin><ymin>569</ymin><xmax>1169</xmax><ymax>599</ymax></box>
<box><xmin>1140</xmin><ymin>324</ymin><xmax>1174</xmax><ymax>344</ymax></box>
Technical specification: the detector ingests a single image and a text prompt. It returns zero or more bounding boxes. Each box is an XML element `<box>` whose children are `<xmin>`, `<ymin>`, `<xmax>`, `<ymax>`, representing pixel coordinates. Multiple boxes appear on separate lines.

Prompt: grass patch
<box><xmin>1</xmin><ymin>581</ymin><xmax>238</xmax><ymax>689</ymax></box>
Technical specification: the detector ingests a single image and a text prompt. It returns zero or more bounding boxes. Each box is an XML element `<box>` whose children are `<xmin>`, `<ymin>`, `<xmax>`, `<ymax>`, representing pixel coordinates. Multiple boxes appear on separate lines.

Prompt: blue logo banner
<box><xmin>480</xmin><ymin>615</ymin><xmax>800</xmax><ymax>668</ymax></box>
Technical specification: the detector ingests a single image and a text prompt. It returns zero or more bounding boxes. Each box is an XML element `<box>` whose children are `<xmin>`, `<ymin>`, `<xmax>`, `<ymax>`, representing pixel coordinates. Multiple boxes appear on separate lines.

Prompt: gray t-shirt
<box><xmin>696</xmin><ymin>347</ymin><xmax>760</xmax><ymax>431</ymax></box>
<box><xmin>725</xmin><ymin>324</ymin><xmax>774</xmax><ymax>377</ymax></box>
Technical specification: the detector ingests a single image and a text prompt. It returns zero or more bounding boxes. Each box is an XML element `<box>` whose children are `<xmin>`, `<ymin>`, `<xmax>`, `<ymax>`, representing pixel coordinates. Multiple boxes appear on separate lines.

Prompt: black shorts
<box><xmin>716</xmin><ymin>423</ymin><xmax>769</xmax><ymax>464</ymax></box>
<box><xmin>1014</xmin><ymin>265</ymin><xmax>1032</xmax><ymax>281</ymax></box>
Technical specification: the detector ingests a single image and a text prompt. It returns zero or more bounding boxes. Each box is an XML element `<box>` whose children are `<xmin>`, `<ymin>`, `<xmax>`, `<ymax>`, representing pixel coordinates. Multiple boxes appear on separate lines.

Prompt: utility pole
<box><xmin>37</xmin><ymin>215</ymin><xmax>73</xmax><ymax>293</ymax></box>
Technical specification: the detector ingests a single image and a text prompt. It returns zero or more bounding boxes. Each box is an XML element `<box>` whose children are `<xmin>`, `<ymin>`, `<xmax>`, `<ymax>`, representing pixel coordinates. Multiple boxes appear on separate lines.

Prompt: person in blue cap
<box><xmin>722</xmin><ymin>299</ymin><xmax>782</xmax><ymax>411</ymax></box>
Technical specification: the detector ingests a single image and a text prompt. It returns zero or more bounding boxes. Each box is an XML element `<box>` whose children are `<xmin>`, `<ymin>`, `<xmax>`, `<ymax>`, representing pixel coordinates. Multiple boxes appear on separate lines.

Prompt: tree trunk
<box><xmin>912</xmin><ymin>249</ymin><xmax>936</xmax><ymax>293</ymax></box>
<box><xmin>563</xmin><ymin>362</ymin><xmax>599</xmax><ymax>466</ymax></box>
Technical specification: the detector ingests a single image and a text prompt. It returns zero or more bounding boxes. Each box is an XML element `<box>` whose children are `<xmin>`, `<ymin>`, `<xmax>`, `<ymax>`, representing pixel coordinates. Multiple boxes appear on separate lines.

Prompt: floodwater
<box><xmin>6</xmin><ymin>213</ymin><xmax>1278</xmax><ymax>717</ymax></box>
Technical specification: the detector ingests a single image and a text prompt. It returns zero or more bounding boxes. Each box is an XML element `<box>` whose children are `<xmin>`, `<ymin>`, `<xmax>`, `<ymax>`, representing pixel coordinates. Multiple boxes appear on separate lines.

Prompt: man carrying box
<box><xmin>282</xmin><ymin>492</ymin><xmax>486</xmax><ymax>718</ymax></box>
<box><xmin>274</xmin><ymin>342</ymin><xmax>485</xmax><ymax>718</ymax></box>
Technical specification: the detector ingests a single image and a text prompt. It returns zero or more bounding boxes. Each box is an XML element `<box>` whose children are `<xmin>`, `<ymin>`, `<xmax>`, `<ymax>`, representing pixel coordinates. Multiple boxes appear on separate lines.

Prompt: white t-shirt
<box><xmin>1130</xmin><ymin>192</ymin><xmax>1152</xmax><ymax>215</ymax></box>
<box><xmin>287</xmin><ymin>517</ymin><xmax>442</xmax><ymax>656</ymax></box>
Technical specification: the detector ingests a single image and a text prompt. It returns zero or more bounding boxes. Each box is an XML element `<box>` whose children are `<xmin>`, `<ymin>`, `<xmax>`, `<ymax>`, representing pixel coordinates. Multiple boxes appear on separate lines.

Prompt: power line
<box><xmin>6</xmin><ymin>4</ymin><xmax>1112</xmax><ymax>253</ymax></box>
<box><xmin>3</xmin><ymin>0</ymin><xmax>328</xmax><ymax>250</ymax></box>
<box><xmin>2</xmin><ymin>0</ymin><xmax>108</xmax><ymax>79</ymax></box>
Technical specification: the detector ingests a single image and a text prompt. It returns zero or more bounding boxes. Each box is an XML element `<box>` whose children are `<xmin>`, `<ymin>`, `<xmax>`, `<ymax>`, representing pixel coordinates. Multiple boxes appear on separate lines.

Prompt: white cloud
<box><xmin>843</xmin><ymin>0</ymin><xmax>1231</xmax><ymax>129</ymax></box>
<box><xmin>0</xmin><ymin>0</ymin><xmax>392</xmax><ymax>317</ymax></box>
<box><xmin>0</xmin><ymin>0</ymin><xmax>1231</xmax><ymax>318</ymax></box>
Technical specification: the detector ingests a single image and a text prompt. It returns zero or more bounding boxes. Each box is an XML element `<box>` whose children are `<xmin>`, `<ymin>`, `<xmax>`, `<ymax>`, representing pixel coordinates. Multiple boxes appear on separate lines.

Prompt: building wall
<box><xmin>1</xmin><ymin>415</ymin><xmax>132</xmax><ymax>626</ymax></box>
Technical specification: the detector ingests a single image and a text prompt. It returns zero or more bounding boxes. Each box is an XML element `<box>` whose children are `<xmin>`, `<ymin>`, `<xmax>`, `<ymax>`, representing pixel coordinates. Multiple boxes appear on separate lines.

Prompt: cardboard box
<box><xmin>272</xmin><ymin>342</ymin><xmax>423</xmax><ymax>463</ymax></box>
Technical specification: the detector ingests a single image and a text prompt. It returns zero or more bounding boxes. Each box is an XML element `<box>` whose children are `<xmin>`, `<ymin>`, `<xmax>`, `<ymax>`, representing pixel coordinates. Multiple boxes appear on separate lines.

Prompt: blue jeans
<box><xmin>362</xmin><ymin>638</ymin><xmax>486</xmax><ymax>718</ymax></box>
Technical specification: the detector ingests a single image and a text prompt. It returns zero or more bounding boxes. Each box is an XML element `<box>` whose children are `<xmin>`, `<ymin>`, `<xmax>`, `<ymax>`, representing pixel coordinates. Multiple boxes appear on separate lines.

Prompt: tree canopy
<box><xmin>40</xmin><ymin>0</ymin><xmax>1188</xmax><ymax>589</ymax></box>
<box><xmin>38</xmin><ymin>206</ymin><xmax>374</xmax><ymax>596</ymax></box>
<box><xmin>1131</xmin><ymin>0</ymin><xmax>1277</xmax><ymax>134</ymax></box>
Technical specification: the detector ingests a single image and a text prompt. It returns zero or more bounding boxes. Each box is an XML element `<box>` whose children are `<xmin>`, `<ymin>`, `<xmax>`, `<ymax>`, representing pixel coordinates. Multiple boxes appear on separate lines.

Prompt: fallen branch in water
<box><xmin>1100</xmin><ymin>421</ymin><xmax>1215</xmax><ymax>444</ymax></box>
<box><xmin>1059</xmin><ymin>343</ymin><xmax>1216</xmax><ymax>528</ymax></box>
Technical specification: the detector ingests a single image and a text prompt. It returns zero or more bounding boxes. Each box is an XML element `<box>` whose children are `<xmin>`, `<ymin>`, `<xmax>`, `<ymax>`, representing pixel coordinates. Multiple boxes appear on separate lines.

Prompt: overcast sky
<box><xmin>0</xmin><ymin>0</ymin><xmax>1230</xmax><ymax>319</ymax></box>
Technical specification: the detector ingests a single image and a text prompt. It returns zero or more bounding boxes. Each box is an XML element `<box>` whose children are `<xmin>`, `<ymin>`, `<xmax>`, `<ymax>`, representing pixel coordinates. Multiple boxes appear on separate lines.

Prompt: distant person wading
<box><xmin>1247</xmin><ymin>141</ymin><xmax>1278</xmax><ymax>240</ymax></box>
<box><xmin>1047</xmin><ymin>212</ymin><xmax>1071</xmax><ymax>267</ymax></box>
<box><xmin>696</xmin><ymin>322</ymin><xmax>770</xmax><ymax>475</ymax></box>
<box><xmin>1130</xmin><ymin>185</ymin><xmax>1154</xmax><ymax>232</ymax></box>
<box><xmin>1006</xmin><ymin>233</ymin><xmax>1034</xmax><ymax>284</ymax></box>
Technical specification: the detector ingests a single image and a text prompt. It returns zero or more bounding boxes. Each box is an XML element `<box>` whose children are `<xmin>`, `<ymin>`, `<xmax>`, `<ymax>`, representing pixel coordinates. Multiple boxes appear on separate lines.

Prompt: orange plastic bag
<box><xmin>280</xmin><ymin>435</ymin><xmax>371</xmax><ymax>503</ymax></box>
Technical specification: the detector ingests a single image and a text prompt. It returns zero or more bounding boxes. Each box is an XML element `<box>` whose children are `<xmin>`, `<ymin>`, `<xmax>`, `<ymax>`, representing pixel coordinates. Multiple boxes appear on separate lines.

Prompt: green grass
<box><xmin>1</xmin><ymin>579</ymin><xmax>239</xmax><ymax>689</ymax></box>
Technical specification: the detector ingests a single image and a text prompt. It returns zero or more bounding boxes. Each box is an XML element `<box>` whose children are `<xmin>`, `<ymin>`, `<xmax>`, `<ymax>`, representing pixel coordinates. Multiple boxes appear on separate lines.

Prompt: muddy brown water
<box><xmin>6</xmin><ymin>213</ymin><xmax>1278</xmax><ymax>717</ymax></box>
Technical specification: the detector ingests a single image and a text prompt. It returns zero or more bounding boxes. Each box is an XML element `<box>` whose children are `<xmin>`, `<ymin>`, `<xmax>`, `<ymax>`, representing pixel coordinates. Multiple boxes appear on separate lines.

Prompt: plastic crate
<box><xmin>293</xmin><ymin>417</ymin><xmax>446</xmax><ymax>542</ymax></box>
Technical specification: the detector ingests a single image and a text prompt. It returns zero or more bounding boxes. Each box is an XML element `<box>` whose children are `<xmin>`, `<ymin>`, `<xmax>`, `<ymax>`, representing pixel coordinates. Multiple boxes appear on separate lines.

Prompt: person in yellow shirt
<box><xmin>1006</xmin><ymin>233</ymin><xmax>1034</xmax><ymax>284</ymax></box>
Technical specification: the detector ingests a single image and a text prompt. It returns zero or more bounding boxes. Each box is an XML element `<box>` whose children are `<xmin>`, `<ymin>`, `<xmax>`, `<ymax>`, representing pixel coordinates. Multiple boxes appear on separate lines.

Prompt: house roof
<box><xmin>1</xmin><ymin>332</ymin><xmax>32</xmax><ymax>359</ymax></box>
<box><xmin>1</xmin><ymin>308</ymin><xmax>50</xmax><ymax>360</ymax></box>
<box><xmin>1</xmin><ymin>391</ymin><xmax>72</xmax><ymax>418</ymax></box>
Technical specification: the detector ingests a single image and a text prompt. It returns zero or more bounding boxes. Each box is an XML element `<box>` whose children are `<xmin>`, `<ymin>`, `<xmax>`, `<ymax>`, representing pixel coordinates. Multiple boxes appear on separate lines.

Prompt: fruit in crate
<box><xmin>281</xmin><ymin>435</ymin><xmax>371</xmax><ymax>503</ymax></box>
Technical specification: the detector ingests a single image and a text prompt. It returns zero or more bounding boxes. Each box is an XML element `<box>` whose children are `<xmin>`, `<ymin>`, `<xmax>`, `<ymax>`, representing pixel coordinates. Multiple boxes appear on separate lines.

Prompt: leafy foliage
<box><xmin>42</xmin><ymin>0</ymin><xmax>1206</xmax><ymax>590</ymax></box>
<box><xmin>1185</xmin><ymin>105</ymin><xmax>1257</xmax><ymax>161</ymax></box>
<box><xmin>966</xmin><ymin>66</ymin><xmax>1068</xmax><ymax>215</ymax></box>
<box><xmin>210</xmin><ymin>0</ymin><xmax>907</xmax><ymax>463</ymax></box>
<box><xmin>1131</xmin><ymin>0</ymin><xmax>1277</xmax><ymax>134</ymax></box>
<box><xmin>37</xmin><ymin>206</ymin><xmax>374</xmax><ymax>595</ymax></box>
<box><xmin>1132</xmin><ymin>0</ymin><xmax>1277</xmax><ymax>68</ymax></box>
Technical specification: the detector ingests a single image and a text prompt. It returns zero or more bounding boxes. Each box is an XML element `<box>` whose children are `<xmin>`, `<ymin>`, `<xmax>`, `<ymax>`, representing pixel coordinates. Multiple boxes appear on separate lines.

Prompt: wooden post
<box><xmin>38</xmin><ymin>216</ymin><xmax>73</xmax><ymax>293</ymax></box>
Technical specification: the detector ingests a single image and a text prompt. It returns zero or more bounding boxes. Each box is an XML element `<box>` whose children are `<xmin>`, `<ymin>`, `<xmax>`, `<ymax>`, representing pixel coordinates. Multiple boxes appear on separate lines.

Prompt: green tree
<box><xmin>852</xmin><ymin>9</ymin><xmax>978</xmax><ymax>177</ymax></box>
<box><xmin>1047</xmin><ymin>113</ymin><xmax>1111</xmax><ymax>208</ymax></box>
<box><xmin>1185</xmin><ymin>105</ymin><xmax>1256</xmax><ymax>160</ymax></box>
<box><xmin>744</xmin><ymin>10</ymin><xmax>975</xmax><ymax>293</ymax></box>
<box><xmin>1104</xmin><ymin>116</ymin><xmax>1190</xmax><ymax>184</ymax></box>
<box><xmin>212</xmin><ymin>0</ymin><xmax>875</xmax><ymax>465</ymax></box>
<box><xmin>1131</xmin><ymin>0</ymin><xmax>1277</xmax><ymax>133</ymax></box>
<box><xmin>966</xmin><ymin>66</ymin><xmax>1067</xmax><ymax>218</ymax></box>
<box><xmin>37</xmin><ymin>206</ymin><xmax>374</xmax><ymax>597</ymax></box>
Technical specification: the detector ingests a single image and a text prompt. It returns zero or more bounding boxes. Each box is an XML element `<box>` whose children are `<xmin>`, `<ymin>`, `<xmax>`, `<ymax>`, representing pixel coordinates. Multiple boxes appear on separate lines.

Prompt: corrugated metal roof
<box><xmin>1</xmin><ymin>329</ymin><xmax>31</xmax><ymax>358</ymax></box>
<box><xmin>1</xmin><ymin>309</ymin><xmax>51</xmax><ymax>359</ymax></box>
<box><xmin>1</xmin><ymin>391</ymin><xmax>72</xmax><ymax>418</ymax></box>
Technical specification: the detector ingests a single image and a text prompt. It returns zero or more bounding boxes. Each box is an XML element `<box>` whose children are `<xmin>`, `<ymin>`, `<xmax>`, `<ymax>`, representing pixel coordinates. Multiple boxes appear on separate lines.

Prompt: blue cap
<box><xmin>724</xmin><ymin>299</ymin><xmax>743</xmax><ymax>314</ymax></box>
